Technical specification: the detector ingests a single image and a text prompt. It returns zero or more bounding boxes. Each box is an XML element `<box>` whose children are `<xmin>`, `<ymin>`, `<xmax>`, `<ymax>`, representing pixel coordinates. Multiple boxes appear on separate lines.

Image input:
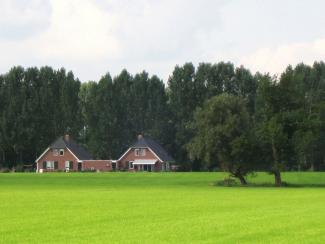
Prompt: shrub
<box><xmin>0</xmin><ymin>168</ymin><xmax>10</xmax><ymax>173</ymax></box>
<box><xmin>214</xmin><ymin>177</ymin><xmax>239</xmax><ymax>187</ymax></box>
<box><xmin>15</xmin><ymin>164</ymin><xmax>24</xmax><ymax>172</ymax></box>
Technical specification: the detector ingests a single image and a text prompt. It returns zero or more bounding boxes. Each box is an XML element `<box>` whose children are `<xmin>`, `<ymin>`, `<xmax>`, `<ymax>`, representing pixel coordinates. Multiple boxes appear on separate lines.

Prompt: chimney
<box><xmin>64</xmin><ymin>134</ymin><xmax>70</xmax><ymax>141</ymax></box>
<box><xmin>137</xmin><ymin>134</ymin><xmax>143</xmax><ymax>140</ymax></box>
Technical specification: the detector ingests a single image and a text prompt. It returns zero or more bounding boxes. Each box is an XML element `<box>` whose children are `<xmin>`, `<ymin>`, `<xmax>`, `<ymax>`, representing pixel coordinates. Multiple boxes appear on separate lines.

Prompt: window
<box><xmin>53</xmin><ymin>149</ymin><xmax>64</xmax><ymax>156</ymax></box>
<box><xmin>65</xmin><ymin>161</ymin><xmax>70</xmax><ymax>169</ymax></box>
<box><xmin>135</xmin><ymin>148</ymin><xmax>146</xmax><ymax>156</ymax></box>
<box><xmin>53</xmin><ymin>149</ymin><xmax>59</xmax><ymax>156</ymax></box>
<box><xmin>162</xmin><ymin>163</ymin><xmax>165</xmax><ymax>171</ymax></box>
<box><xmin>143</xmin><ymin>164</ymin><xmax>148</xmax><ymax>171</ymax></box>
<box><xmin>46</xmin><ymin>161</ymin><xmax>54</xmax><ymax>169</ymax></box>
<box><xmin>65</xmin><ymin>161</ymin><xmax>73</xmax><ymax>169</ymax></box>
<box><xmin>128</xmin><ymin>161</ymin><xmax>134</xmax><ymax>169</ymax></box>
<box><xmin>112</xmin><ymin>162</ymin><xmax>116</xmax><ymax>170</ymax></box>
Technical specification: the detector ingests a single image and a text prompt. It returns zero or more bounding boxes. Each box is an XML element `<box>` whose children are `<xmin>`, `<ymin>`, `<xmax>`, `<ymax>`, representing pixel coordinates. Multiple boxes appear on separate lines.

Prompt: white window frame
<box><xmin>129</xmin><ymin>161</ymin><xmax>134</xmax><ymax>169</ymax></box>
<box><xmin>162</xmin><ymin>163</ymin><xmax>165</xmax><ymax>171</ymax></box>
<box><xmin>135</xmin><ymin>148</ymin><xmax>146</xmax><ymax>156</ymax></box>
<box><xmin>53</xmin><ymin>149</ymin><xmax>59</xmax><ymax>156</ymax></box>
<box><xmin>59</xmin><ymin>149</ymin><xmax>64</xmax><ymax>156</ymax></box>
<box><xmin>65</xmin><ymin>161</ymin><xmax>70</xmax><ymax>169</ymax></box>
<box><xmin>143</xmin><ymin>164</ymin><xmax>148</xmax><ymax>171</ymax></box>
<box><xmin>46</xmin><ymin>161</ymin><xmax>54</xmax><ymax>169</ymax></box>
<box><xmin>166</xmin><ymin>162</ymin><xmax>170</xmax><ymax>171</ymax></box>
<box><xmin>111</xmin><ymin>162</ymin><xmax>116</xmax><ymax>170</ymax></box>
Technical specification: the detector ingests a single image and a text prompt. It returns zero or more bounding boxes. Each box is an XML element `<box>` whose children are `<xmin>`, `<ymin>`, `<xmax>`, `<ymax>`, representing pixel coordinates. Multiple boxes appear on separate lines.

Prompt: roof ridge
<box><xmin>132</xmin><ymin>136</ymin><xmax>174</xmax><ymax>162</ymax></box>
<box><xmin>49</xmin><ymin>135</ymin><xmax>93</xmax><ymax>160</ymax></box>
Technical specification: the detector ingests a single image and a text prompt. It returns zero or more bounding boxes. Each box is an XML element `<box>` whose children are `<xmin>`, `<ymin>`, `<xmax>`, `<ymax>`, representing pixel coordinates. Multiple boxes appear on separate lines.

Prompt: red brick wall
<box><xmin>36</xmin><ymin>148</ymin><xmax>78</xmax><ymax>172</ymax></box>
<box><xmin>155</xmin><ymin>161</ymin><xmax>162</xmax><ymax>171</ymax></box>
<box><xmin>36</xmin><ymin>148</ymin><xmax>113</xmax><ymax>172</ymax></box>
<box><xmin>37</xmin><ymin>146</ymin><xmax>167</xmax><ymax>172</ymax></box>
<box><xmin>118</xmin><ymin>148</ymin><xmax>161</xmax><ymax>171</ymax></box>
<box><xmin>83</xmin><ymin>160</ymin><xmax>112</xmax><ymax>171</ymax></box>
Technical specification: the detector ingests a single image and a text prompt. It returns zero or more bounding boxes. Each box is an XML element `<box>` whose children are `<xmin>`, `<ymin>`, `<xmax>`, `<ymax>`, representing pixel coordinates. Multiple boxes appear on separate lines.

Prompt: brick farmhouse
<box><xmin>35</xmin><ymin>134</ymin><xmax>113</xmax><ymax>172</ymax></box>
<box><xmin>118</xmin><ymin>134</ymin><xmax>174</xmax><ymax>172</ymax></box>
<box><xmin>36</xmin><ymin>134</ymin><xmax>174</xmax><ymax>172</ymax></box>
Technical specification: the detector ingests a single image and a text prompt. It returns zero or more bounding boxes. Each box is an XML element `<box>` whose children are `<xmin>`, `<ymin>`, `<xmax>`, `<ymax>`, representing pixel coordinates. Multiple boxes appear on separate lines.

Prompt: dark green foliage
<box><xmin>0</xmin><ymin>67</ymin><xmax>82</xmax><ymax>167</ymax></box>
<box><xmin>214</xmin><ymin>177</ymin><xmax>238</xmax><ymax>187</ymax></box>
<box><xmin>167</xmin><ymin>62</ymin><xmax>257</xmax><ymax>170</ymax></box>
<box><xmin>80</xmin><ymin>70</ymin><xmax>170</xmax><ymax>159</ymax></box>
<box><xmin>187</xmin><ymin>94</ymin><xmax>255</xmax><ymax>184</ymax></box>
<box><xmin>254</xmin><ymin>62</ymin><xmax>325</xmax><ymax>185</ymax></box>
<box><xmin>1</xmin><ymin>60</ymin><xmax>325</xmax><ymax>178</ymax></box>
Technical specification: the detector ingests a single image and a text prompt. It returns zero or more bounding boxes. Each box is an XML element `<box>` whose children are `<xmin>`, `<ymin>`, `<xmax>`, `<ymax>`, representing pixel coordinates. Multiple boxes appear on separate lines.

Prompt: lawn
<box><xmin>1</xmin><ymin>172</ymin><xmax>325</xmax><ymax>243</ymax></box>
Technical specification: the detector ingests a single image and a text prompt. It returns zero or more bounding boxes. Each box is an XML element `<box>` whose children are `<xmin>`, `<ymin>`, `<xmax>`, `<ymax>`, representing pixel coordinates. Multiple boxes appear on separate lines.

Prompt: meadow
<box><xmin>1</xmin><ymin>172</ymin><xmax>325</xmax><ymax>243</ymax></box>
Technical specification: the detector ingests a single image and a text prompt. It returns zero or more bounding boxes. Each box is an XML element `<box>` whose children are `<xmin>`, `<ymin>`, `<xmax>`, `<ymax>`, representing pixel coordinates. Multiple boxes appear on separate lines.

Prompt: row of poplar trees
<box><xmin>1</xmin><ymin>62</ymin><xmax>325</xmax><ymax>176</ymax></box>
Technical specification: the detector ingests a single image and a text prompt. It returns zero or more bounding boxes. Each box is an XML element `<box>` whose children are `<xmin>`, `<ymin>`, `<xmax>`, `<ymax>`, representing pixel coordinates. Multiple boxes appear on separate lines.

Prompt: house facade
<box><xmin>36</xmin><ymin>134</ymin><xmax>173</xmax><ymax>173</ymax></box>
<box><xmin>36</xmin><ymin>135</ymin><xmax>113</xmax><ymax>172</ymax></box>
<box><xmin>117</xmin><ymin>135</ymin><xmax>174</xmax><ymax>172</ymax></box>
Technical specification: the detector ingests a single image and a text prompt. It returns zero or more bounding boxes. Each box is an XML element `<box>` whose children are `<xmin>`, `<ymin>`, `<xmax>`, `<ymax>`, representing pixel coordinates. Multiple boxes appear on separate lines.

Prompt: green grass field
<box><xmin>1</xmin><ymin>172</ymin><xmax>325</xmax><ymax>243</ymax></box>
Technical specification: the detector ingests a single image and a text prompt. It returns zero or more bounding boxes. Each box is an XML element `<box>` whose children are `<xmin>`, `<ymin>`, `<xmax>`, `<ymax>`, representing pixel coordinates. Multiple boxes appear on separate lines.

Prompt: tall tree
<box><xmin>188</xmin><ymin>94</ymin><xmax>254</xmax><ymax>185</ymax></box>
<box><xmin>167</xmin><ymin>63</ymin><xmax>197</xmax><ymax>169</ymax></box>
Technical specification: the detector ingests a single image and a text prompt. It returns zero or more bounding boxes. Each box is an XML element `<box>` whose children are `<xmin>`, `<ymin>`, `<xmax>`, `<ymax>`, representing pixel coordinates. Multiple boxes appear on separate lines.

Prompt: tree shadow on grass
<box><xmin>212</xmin><ymin>180</ymin><xmax>325</xmax><ymax>188</ymax></box>
<box><xmin>281</xmin><ymin>183</ymin><xmax>325</xmax><ymax>188</ymax></box>
<box><xmin>246</xmin><ymin>182</ymin><xmax>325</xmax><ymax>188</ymax></box>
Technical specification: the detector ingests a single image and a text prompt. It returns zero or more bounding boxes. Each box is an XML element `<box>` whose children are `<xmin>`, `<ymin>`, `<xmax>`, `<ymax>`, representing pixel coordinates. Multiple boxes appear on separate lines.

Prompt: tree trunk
<box><xmin>271</xmin><ymin>140</ymin><xmax>282</xmax><ymax>187</ymax></box>
<box><xmin>274</xmin><ymin>169</ymin><xmax>282</xmax><ymax>187</ymax></box>
<box><xmin>310</xmin><ymin>162</ymin><xmax>315</xmax><ymax>172</ymax></box>
<box><xmin>19</xmin><ymin>151</ymin><xmax>23</xmax><ymax>164</ymax></box>
<box><xmin>0</xmin><ymin>148</ymin><xmax>5</xmax><ymax>167</ymax></box>
<box><xmin>238</xmin><ymin>174</ymin><xmax>247</xmax><ymax>185</ymax></box>
<box><xmin>229</xmin><ymin>167</ymin><xmax>247</xmax><ymax>186</ymax></box>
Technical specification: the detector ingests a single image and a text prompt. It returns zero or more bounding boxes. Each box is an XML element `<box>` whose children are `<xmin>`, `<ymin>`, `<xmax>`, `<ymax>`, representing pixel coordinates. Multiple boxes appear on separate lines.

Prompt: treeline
<box><xmin>1</xmin><ymin>62</ymin><xmax>325</xmax><ymax>177</ymax></box>
<box><xmin>0</xmin><ymin>67</ymin><xmax>81</xmax><ymax>167</ymax></box>
<box><xmin>0</xmin><ymin>67</ymin><xmax>171</xmax><ymax>167</ymax></box>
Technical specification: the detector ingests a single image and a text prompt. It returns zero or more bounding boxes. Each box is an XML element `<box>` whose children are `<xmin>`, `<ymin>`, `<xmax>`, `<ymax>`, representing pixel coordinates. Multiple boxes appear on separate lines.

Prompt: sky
<box><xmin>1</xmin><ymin>0</ymin><xmax>325</xmax><ymax>82</ymax></box>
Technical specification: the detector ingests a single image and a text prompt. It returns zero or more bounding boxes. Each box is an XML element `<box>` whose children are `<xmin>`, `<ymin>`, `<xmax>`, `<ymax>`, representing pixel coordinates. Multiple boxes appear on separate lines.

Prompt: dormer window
<box><xmin>59</xmin><ymin>149</ymin><xmax>64</xmax><ymax>156</ymax></box>
<box><xmin>53</xmin><ymin>149</ymin><xmax>59</xmax><ymax>156</ymax></box>
<box><xmin>135</xmin><ymin>148</ymin><xmax>146</xmax><ymax>156</ymax></box>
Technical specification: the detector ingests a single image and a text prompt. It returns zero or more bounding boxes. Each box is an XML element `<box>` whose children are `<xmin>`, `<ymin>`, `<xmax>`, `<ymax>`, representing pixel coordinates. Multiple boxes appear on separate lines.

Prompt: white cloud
<box><xmin>0</xmin><ymin>0</ymin><xmax>227</xmax><ymax>80</ymax></box>
<box><xmin>0</xmin><ymin>0</ymin><xmax>120</xmax><ymax>80</ymax></box>
<box><xmin>38</xmin><ymin>0</ymin><xmax>119</xmax><ymax>60</ymax></box>
<box><xmin>0</xmin><ymin>0</ymin><xmax>325</xmax><ymax>81</ymax></box>
<box><xmin>0</xmin><ymin>0</ymin><xmax>50</xmax><ymax>40</ymax></box>
<box><xmin>239</xmin><ymin>38</ymin><xmax>325</xmax><ymax>75</ymax></box>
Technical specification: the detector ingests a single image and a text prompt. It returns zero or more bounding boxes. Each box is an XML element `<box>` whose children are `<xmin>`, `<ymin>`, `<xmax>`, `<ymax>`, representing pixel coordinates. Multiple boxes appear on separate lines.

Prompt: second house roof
<box><xmin>132</xmin><ymin>137</ymin><xmax>174</xmax><ymax>162</ymax></box>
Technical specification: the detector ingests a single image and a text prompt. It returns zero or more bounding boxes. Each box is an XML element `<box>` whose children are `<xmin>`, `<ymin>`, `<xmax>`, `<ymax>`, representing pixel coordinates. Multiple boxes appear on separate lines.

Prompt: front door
<box><xmin>142</xmin><ymin>164</ymin><xmax>152</xmax><ymax>172</ymax></box>
<box><xmin>111</xmin><ymin>162</ymin><xmax>116</xmax><ymax>171</ymax></box>
<box><xmin>77</xmin><ymin>162</ymin><xmax>82</xmax><ymax>171</ymax></box>
<box><xmin>143</xmin><ymin>164</ymin><xmax>148</xmax><ymax>171</ymax></box>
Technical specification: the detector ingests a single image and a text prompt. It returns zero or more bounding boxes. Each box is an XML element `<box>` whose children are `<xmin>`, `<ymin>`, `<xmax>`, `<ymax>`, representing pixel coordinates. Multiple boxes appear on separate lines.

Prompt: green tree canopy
<box><xmin>188</xmin><ymin>93</ymin><xmax>254</xmax><ymax>185</ymax></box>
